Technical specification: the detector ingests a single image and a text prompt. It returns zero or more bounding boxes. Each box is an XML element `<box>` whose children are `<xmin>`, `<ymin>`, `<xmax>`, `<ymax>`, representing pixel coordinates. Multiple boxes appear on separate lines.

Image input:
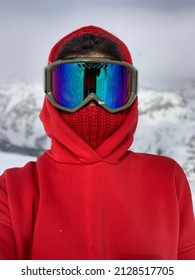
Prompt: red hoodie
<box><xmin>0</xmin><ymin>26</ymin><xmax>195</xmax><ymax>260</ymax></box>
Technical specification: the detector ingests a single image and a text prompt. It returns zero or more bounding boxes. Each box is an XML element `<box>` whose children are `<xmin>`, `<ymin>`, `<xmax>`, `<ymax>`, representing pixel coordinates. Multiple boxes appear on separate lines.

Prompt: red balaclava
<box><xmin>46</xmin><ymin>26</ymin><xmax>134</xmax><ymax>149</ymax></box>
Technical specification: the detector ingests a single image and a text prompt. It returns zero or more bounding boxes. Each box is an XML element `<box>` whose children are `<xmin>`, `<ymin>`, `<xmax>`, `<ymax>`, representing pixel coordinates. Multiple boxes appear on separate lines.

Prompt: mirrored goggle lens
<box><xmin>51</xmin><ymin>62</ymin><xmax>133</xmax><ymax>109</ymax></box>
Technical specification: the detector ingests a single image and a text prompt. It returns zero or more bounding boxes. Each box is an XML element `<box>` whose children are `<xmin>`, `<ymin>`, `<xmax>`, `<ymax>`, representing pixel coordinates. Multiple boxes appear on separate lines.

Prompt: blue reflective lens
<box><xmin>52</xmin><ymin>63</ymin><xmax>84</xmax><ymax>108</ymax></box>
<box><xmin>52</xmin><ymin>62</ymin><xmax>132</xmax><ymax>109</ymax></box>
<box><xmin>96</xmin><ymin>63</ymin><xmax>131</xmax><ymax>109</ymax></box>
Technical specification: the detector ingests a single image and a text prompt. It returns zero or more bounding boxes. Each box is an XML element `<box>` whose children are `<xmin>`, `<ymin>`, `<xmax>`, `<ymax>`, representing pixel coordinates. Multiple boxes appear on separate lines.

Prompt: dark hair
<box><xmin>56</xmin><ymin>34</ymin><xmax>123</xmax><ymax>60</ymax></box>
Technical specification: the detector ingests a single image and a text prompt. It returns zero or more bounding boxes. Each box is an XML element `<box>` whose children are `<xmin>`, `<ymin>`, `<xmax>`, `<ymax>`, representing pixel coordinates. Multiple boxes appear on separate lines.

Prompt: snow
<box><xmin>191</xmin><ymin>183</ymin><xmax>195</xmax><ymax>212</ymax></box>
<box><xmin>0</xmin><ymin>151</ymin><xmax>36</xmax><ymax>174</ymax></box>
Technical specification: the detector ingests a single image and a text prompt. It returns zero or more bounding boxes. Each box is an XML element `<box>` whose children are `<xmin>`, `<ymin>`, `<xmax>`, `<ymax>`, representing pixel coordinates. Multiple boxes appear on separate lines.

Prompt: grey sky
<box><xmin>1</xmin><ymin>0</ymin><xmax>195</xmax><ymax>12</ymax></box>
<box><xmin>0</xmin><ymin>0</ymin><xmax>195</xmax><ymax>90</ymax></box>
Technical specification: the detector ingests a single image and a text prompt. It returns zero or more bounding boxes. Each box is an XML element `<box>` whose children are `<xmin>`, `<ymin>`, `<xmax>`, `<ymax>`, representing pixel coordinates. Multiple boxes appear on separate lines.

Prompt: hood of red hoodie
<box><xmin>40</xmin><ymin>25</ymin><xmax>138</xmax><ymax>164</ymax></box>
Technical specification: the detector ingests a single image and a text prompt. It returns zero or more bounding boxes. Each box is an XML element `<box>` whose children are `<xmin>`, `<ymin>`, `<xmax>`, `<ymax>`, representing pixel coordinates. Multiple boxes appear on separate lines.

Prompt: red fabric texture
<box><xmin>0</xmin><ymin>25</ymin><xmax>195</xmax><ymax>260</ymax></box>
<box><xmin>61</xmin><ymin>106</ymin><xmax>128</xmax><ymax>150</ymax></box>
<box><xmin>50</xmin><ymin>25</ymin><xmax>131</xmax><ymax>149</ymax></box>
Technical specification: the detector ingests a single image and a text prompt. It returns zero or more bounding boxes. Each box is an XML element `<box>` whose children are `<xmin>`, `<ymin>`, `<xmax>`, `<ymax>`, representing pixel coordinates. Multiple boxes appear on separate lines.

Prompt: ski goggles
<box><xmin>45</xmin><ymin>58</ymin><xmax>138</xmax><ymax>113</ymax></box>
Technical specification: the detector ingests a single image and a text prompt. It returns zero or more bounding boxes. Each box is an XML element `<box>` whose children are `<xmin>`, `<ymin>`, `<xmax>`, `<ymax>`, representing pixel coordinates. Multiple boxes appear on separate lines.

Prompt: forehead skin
<box><xmin>66</xmin><ymin>52</ymin><xmax>115</xmax><ymax>59</ymax></box>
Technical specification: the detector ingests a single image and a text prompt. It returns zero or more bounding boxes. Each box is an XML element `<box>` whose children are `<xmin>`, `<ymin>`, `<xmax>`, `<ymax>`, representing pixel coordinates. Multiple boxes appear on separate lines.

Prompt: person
<box><xmin>0</xmin><ymin>25</ymin><xmax>195</xmax><ymax>260</ymax></box>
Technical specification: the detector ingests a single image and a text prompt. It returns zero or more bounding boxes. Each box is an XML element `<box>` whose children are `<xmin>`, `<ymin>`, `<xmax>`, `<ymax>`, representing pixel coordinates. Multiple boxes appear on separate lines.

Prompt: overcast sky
<box><xmin>1</xmin><ymin>0</ymin><xmax>195</xmax><ymax>90</ymax></box>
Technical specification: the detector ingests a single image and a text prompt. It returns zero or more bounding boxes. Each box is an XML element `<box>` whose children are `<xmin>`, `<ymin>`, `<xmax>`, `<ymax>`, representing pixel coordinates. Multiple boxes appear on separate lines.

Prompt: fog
<box><xmin>1</xmin><ymin>0</ymin><xmax>195</xmax><ymax>90</ymax></box>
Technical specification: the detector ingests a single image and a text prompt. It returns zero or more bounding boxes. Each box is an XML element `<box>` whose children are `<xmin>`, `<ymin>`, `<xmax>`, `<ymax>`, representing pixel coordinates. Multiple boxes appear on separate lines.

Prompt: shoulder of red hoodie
<box><xmin>0</xmin><ymin>151</ymin><xmax>195</xmax><ymax>260</ymax></box>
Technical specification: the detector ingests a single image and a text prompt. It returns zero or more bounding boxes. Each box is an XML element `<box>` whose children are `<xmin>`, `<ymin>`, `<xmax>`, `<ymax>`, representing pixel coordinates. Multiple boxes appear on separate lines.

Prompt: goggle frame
<box><xmin>44</xmin><ymin>57</ymin><xmax>138</xmax><ymax>113</ymax></box>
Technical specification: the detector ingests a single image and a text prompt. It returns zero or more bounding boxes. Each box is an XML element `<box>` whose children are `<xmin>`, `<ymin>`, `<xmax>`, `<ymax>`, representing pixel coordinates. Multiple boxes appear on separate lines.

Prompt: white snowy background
<box><xmin>0</xmin><ymin>0</ymin><xmax>195</xmax><ymax>210</ymax></box>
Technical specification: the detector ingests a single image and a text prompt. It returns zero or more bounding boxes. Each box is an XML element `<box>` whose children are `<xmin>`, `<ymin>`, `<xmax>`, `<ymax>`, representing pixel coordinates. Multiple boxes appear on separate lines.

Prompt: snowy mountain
<box><xmin>0</xmin><ymin>83</ymin><xmax>49</xmax><ymax>156</ymax></box>
<box><xmin>132</xmin><ymin>82</ymin><xmax>195</xmax><ymax>184</ymax></box>
<box><xmin>0</xmin><ymin>81</ymin><xmax>195</xmax><ymax>183</ymax></box>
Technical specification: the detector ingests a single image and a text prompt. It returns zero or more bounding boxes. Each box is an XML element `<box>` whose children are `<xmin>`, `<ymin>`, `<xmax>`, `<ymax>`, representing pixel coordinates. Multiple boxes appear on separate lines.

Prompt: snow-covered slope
<box><xmin>0</xmin><ymin>83</ymin><xmax>49</xmax><ymax>156</ymax></box>
<box><xmin>132</xmin><ymin>83</ymin><xmax>195</xmax><ymax>184</ymax></box>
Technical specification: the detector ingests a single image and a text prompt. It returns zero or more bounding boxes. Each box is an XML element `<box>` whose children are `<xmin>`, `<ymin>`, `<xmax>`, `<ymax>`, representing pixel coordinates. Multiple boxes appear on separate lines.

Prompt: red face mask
<box><xmin>60</xmin><ymin>105</ymin><xmax>128</xmax><ymax>149</ymax></box>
